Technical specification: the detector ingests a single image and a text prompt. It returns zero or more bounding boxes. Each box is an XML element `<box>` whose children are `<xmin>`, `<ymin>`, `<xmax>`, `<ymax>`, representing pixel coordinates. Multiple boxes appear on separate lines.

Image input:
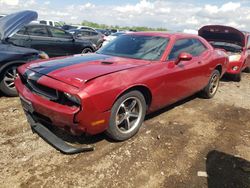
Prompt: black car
<box><xmin>9</xmin><ymin>24</ymin><xmax>96</xmax><ymax>57</ymax></box>
<box><xmin>95</xmin><ymin>29</ymin><xmax>111</xmax><ymax>36</ymax></box>
<box><xmin>69</xmin><ymin>29</ymin><xmax>104</xmax><ymax>49</ymax></box>
<box><xmin>0</xmin><ymin>11</ymin><xmax>48</xmax><ymax>97</ymax></box>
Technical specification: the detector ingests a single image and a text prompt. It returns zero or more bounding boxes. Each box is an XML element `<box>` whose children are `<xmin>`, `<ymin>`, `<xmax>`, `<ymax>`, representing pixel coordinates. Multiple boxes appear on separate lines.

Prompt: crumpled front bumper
<box><xmin>22</xmin><ymin>104</ymin><xmax>94</xmax><ymax>154</ymax></box>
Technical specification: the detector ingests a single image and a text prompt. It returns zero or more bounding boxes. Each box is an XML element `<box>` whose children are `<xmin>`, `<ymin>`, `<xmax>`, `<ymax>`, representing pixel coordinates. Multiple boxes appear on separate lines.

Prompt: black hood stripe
<box><xmin>29</xmin><ymin>54</ymin><xmax>109</xmax><ymax>75</ymax></box>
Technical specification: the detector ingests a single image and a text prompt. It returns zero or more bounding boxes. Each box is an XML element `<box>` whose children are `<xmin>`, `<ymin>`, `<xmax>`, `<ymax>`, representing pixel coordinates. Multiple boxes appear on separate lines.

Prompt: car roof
<box><xmin>27</xmin><ymin>23</ymin><xmax>62</xmax><ymax>28</ymax></box>
<box><xmin>77</xmin><ymin>29</ymin><xmax>97</xmax><ymax>32</ymax></box>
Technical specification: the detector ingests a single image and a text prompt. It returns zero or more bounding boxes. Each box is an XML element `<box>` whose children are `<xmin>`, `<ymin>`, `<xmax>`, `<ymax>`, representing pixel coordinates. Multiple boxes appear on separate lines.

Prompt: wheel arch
<box><xmin>114</xmin><ymin>85</ymin><xmax>152</xmax><ymax>110</ymax></box>
<box><xmin>0</xmin><ymin>60</ymin><xmax>26</xmax><ymax>78</ymax></box>
<box><xmin>214</xmin><ymin>64</ymin><xmax>222</xmax><ymax>76</ymax></box>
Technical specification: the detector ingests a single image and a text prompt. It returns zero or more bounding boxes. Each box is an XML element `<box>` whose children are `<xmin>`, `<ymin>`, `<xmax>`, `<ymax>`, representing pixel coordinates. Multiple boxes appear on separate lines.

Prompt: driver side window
<box><xmin>49</xmin><ymin>27</ymin><xmax>72</xmax><ymax>39</ymax></box>
<box><xmin>168</xmin><ymin>39</ymin><xmax>193</xmax><ymax>60</ymax></box>
<box><xmin>168</xmin><ymin>38</ymin><xmax>207</xmax><ymax>60</ymax></box>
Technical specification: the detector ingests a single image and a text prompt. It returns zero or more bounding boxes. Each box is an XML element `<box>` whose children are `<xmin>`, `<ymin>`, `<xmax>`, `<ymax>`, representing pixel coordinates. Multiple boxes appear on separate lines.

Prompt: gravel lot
<box><xmin>0</xmin><ymin>73</ymin><xmax>250</xmax><ymax>188</ymax></box>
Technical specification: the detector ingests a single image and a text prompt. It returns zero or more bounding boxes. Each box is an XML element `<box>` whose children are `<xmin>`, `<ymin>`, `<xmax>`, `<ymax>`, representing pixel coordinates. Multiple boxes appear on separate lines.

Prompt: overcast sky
<box><xmin>1</xmin><ymin>0</ymin><xmax>250</xmax><ymax>32</ymax></box>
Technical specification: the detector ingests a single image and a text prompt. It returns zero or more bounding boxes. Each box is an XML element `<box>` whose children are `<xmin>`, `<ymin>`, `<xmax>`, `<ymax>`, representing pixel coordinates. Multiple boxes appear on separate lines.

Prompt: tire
<box><xmin>200</xmin><ymin>70</ymin><xmax>220</xmax><ymax>99</ymax></box>
<box><xmin>0</xmin><ymin>65</ymin><xmax>18</xmax><ymax>97</ymax></box>
<box><xmin>106</xmin><ymin>90</ymin><xmax>146</xmax><ymax>141</ymax></box>
<box><xmin>232</xmin><ymin>72</ymin><xmax>241</xmax><ymax>82</ymax></box>
<box><xmin>82</xmin><ymin>48</ymin><xmax>93</xmax><ymax>54</ymax></box>
<box><xmin>244</xmin><ymin>66</ymin><xmax>250</xmax><ymax>73</ymax></box>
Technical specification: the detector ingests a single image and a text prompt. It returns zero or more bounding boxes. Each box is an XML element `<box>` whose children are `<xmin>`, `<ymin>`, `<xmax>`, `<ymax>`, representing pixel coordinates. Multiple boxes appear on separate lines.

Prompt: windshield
<box><xmin>97</xmin><ymin>35</ymin><xmax>169</xmax><ymax>61</ymax></box>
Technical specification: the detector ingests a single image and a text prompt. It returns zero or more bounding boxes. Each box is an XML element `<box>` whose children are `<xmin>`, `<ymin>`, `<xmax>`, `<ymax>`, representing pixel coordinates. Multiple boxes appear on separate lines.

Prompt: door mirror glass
<box><xmin>175</xmin><ymin>52</ymin><xmax>192</xmax><ymax>64</ymax></box>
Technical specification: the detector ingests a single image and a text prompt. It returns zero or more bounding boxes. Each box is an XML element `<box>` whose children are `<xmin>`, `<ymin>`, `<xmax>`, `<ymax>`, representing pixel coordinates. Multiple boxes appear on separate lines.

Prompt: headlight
<box><xmin>229</xmin><ymin>54</ymin><xmax>241</xmax><ymax>62</ymax></box>
<box><xmin>38</xmin><ymin>51</ymin><xmax>49</xmax><ymax>59</ymax></box>
<box><xmin>64</xmin><ymin>92</ymin><xmax>81</xmax><ymax>105</ymax></box>
<box><xmin>232</xmin><ymin>66</ymin><xmax>239</xmax><ymax>71</ymax></box>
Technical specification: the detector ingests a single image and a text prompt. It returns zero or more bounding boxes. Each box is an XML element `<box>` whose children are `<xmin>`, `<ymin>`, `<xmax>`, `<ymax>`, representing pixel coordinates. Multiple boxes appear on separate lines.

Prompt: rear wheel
<box><xmin>106</xmin><ymin>91</ymin><xmax>146</xmax><ymax>141</ymax></box>
<box><xmin>82</xmin><ymin>48</ymin><xmax>93</xmax><ymax>54</ymax></box>
<box><xmin>0</xmin><ymin>65</ymin><xmax>18</xmax><ymax>97</ymax></box>
<box><xmin>200</xmin><ymin>70</ymin><xmax>220</xmax><ymax>99</ymax></box>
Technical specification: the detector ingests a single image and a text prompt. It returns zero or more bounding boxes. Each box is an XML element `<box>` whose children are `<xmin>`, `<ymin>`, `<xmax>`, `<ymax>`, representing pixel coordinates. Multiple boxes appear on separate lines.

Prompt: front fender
<box><xmin>0</xmin><ymin>60</ymin><xmax>26</xmax><ymax>75</ymax></box>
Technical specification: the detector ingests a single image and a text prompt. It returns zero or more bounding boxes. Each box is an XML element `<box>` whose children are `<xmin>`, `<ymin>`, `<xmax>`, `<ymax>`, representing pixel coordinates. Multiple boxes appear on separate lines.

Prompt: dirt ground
<box><xmin>0</xmin><ymin>73</ymin><xmax>250</xmax><ymax>188</ymax></box>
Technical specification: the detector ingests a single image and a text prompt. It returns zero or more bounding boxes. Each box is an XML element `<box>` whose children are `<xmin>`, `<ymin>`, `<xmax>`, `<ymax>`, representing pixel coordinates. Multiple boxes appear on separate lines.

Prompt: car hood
<box><xmin>198</xmin><ymin>25</ymin><xmax>245</xmax><ymax>47</ymax></box>
<box><xmin>0</xmin><ymin>41</ymin><xmax>38</xmax><ymax>62</ymax></box>
<box><xmin>0</xmin><ymin>10</ymin><xmax>38</xmax><ymax>40</ymax></box>
<box><xmin>27</xmin><ymin>53</ymin><xmax>150</xmax><ymax>88</ymax></box>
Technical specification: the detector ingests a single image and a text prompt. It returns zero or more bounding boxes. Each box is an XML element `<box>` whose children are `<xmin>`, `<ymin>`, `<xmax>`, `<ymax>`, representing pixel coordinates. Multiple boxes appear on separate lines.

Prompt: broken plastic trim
<box><xmin>26</xmin><ymin>113</ymin><xmax>94</xmax><ymax>154</ymax></box>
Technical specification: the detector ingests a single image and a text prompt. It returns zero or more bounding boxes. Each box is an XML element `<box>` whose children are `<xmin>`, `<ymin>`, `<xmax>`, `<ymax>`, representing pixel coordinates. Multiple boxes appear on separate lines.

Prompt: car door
<box><xmin>26</xmin><ymin>25</ymin><xmax>51</xmax><ymax>54</ymax></box>
<box><xmin>47</xmin><ymin>27</ymin><xmax>75</xmax><ymax>57</ymax></box>
<box><xmin>89</xmin><ymin>31</ymin><xmax>99</xmax><ymax>45</ymax></box>
<box><xmin>163</xmin><ymin>38</ymin><xmax>209</xmax><ymax>102</ymax></box>
<box><xmin>78</xmin><ymin>30</ymin><xmax>93</xmax><ymax>42</ymax></box>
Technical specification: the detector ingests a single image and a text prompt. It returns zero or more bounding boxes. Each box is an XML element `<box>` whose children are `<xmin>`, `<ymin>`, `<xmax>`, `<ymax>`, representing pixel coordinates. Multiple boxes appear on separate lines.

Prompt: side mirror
<box><xmin>175</xmin><ymin>52</ymin><xmax>192</xmax><ymax>64</ymax></box>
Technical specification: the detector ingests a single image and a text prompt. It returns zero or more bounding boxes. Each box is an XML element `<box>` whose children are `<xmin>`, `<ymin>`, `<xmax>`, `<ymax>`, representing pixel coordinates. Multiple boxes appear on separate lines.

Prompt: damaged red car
<box><xmin>15</xmin><ymin>32</ymin><xmax>228</xmax><ymax>154</ymax></box>
<box><xmin>199</xmin><ymin>25</ymin><xmax>250</xmax><ymax>81</ymax></box>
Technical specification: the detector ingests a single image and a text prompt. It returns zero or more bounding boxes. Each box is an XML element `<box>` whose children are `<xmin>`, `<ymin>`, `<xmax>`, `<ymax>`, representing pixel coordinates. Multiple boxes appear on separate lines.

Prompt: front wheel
<box><xmin>244</xmin><ymin>66</ymin><xmax>250</xmax><ymax>73</ymax></box>
<box><xmin>106</xmin><ymin>91</ymin><xmax>146</xmax><ymax>141</ymax></box>
<box><xmin>199</xmin><ymin>70</ymin><xmax>220</xmax><ymax>99</ymax></box>
<box><xmin>82</xmin><ymin>48</ymin><xmax>93</xmax><ymax>54</ymax></box>
<box><xmin>0</xmin><ymin>65</ymin><xmax>18</xmax><ymax>97</ymax></box>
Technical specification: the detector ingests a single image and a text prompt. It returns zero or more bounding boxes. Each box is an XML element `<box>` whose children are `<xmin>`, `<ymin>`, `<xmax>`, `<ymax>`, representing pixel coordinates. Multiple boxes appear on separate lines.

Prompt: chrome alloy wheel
<box><xmin>3</xmin><ymin>66</ymin><xmax>17</xmax><ymax>90</ymax></box>
<box><xmin>115</xmin><ymin>97</ymin><xmax>143</xmax><ymax>134</ymax></box>
<box><xmin>209</xmin><ymin>74</ymin><xmax>219</xmax><ymax>95</ymax></box>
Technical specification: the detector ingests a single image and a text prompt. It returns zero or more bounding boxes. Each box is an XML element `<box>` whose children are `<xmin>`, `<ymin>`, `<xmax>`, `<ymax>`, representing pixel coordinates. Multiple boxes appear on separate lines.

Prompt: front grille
<box><xmin>18</xmin><ymin>70</ymin><xmax>80</xmax><ymax>107</ymax></box>
<box><xmin>19</xmin><ymin>70</ymin><xmax>59</xmax><ymax>101</ymax></box>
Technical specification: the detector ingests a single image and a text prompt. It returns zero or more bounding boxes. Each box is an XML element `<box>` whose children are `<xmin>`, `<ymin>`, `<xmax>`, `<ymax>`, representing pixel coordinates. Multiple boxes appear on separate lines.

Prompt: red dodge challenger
<box><xmin>15</xmin><ymin>32</ymin><xmax>228</xmax><ymax>154</ymax></box>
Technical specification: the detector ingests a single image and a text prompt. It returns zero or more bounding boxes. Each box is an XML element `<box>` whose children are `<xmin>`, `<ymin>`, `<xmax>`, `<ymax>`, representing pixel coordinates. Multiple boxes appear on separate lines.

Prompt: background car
<box><xmin>69</xmin><ymin>29</ymin><xmax>104</xmax><ymax>49</ymax></box>
<box><xmin>15</xmin><ymin>32</ymin><xmax>228</xmax><ymax>153</ymax></box>
<box><xmin>102</xmin><ymin>31</ymin><xmax>131</xmax><ymax>46</ymax></box>
<box><xmin>62</xmin><ymin>24</ymin><xmax>96</xmax><ymax>32</ymax></box>
<box><xmin>0</xmin><ymin>10</ymin><xmax>48</xmax><ymax>97</ymax></box>
<box><xmin>95</xmin><ymin>29</ymin><xmax>111</xmax><ymax>36</ymax></box>
<box><xmin>199</xmin><ymin>25</ymin><xmax>250</xmax><ymax>81</ymax></box>
<box><xmin>9</xmin><ymin>24</ymin><xmax>96</xmax><ymax>57</ymax></box>
<box><xmin>38</xmin><ymin>20</ymin><xmax>63</xmax><ymax>28</ymax></box>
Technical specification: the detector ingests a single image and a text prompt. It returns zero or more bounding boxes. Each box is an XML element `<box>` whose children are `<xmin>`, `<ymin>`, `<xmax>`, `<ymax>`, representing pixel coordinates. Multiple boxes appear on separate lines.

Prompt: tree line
<box><xmin>81</xmin><ymin>20</ymin><xmax>167</xmax><ymax>31</ymax></box>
